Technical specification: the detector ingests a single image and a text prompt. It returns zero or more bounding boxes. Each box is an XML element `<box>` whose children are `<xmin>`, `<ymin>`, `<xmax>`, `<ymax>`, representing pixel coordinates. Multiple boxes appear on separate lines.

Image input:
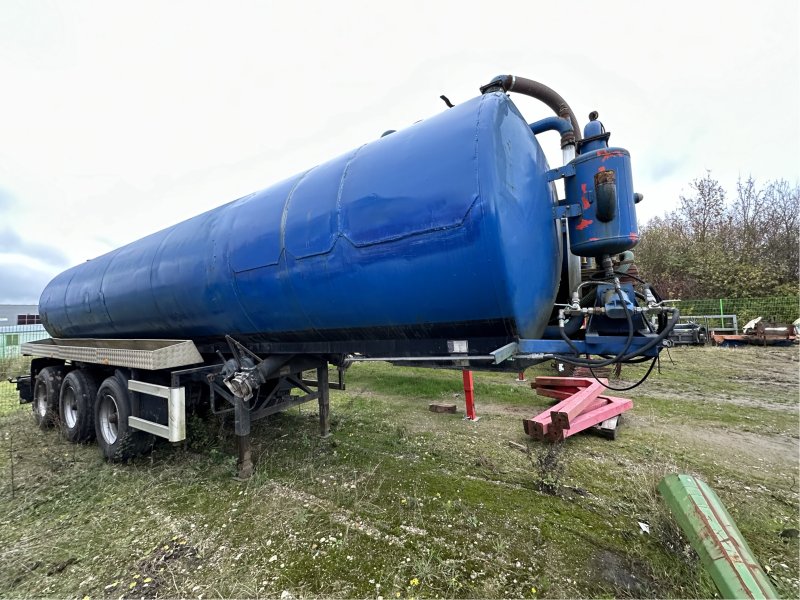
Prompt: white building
<box><xmin>0</xmin><ymin>304</ymin><xmax>49</xmax><ymax>359</ymax></box>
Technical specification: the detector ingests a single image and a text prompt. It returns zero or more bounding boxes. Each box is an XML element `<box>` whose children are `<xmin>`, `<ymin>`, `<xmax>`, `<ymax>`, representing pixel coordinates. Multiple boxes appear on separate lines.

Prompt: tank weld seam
<box><xmin>474</xmin><ymin>93</ymin><xmax>485</xmax><ymax>207</ymax></box>
<box><xmin>96</xmin><ymin>247</ymin><xmax>123</xmax><ymax>334</ymax></box>
<box><xmin>335</xmin><ymin>144</ymin><xmax>367</xmax><ymax>236</ymax></box>
<box><xmin>278</xmin><ymin>245</ymin><xmax>324</xmax><ymax>341</ymax></box>
<box><xmin>148</xmin><ymin>226</ymin><xmax>181</xmax><ymax>334</ymax></box>
<box><xmin>474</xmin><ymin>93</ymin><xmax>508</xmax><ymax>333</ymax></box>
<box><xmin>279</xmin><ymin>168</ymin><xmax>315</xmax><ymax>252</ymax></box>
<box><xmin>48</xmin><ymin>267</ymin><xmax>79</xmax><ymax>336</ymax></box>
<box><xmin>282</xmin><ymin>234</ymin><xmax>343</xmax><ymax>262</ymax></box>
<box><xmin>341</xmin><ymin>194</ymin><xmax>481</xmax><ymax>248</ymax></box>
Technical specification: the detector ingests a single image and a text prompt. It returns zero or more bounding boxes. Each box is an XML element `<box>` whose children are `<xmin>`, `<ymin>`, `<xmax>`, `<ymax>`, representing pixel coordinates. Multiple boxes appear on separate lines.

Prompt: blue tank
<box><xmin>39</xmin><ymin>92</ymin><xmax>562</xmax><ymax>343</ymax></box>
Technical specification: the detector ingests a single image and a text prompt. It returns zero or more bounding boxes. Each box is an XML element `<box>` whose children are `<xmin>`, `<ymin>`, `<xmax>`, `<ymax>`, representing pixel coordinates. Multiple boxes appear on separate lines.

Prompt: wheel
<box><xmin>94</xmin><ymin>376</ymin><xmax>153</xmax><ymax>461</ymax></box>
<box><xmin>59</xmin><ymin>369</ymin><xmax>98</xmax><ymax>443</ymax></box>
<box><xmin>32</xmin><ymin>366</ymin><xmax>65</xmax><ymax>430</ymax></box>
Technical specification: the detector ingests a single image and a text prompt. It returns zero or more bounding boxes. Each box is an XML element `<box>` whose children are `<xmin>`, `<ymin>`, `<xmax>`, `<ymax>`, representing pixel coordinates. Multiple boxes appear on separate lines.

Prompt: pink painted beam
<box><xmin>522</xmin><ymin>412</ymin><xmax>551</xmax><ymax>440</ymax></box>
<box><xmin>551</xmin><ymin>396</ymin><xmax>633</xmax><ymax>440</ymax></box>
<box><xmin>533</xmin><ymin>387</ymin><xmax>581</xmax><ymax>401</ymax></box>
<box><xmin>549</xmin><ymin>380</ymin><xmax>605</xmax><ymax>430</ymax></box>
<box><xmin>526</xmin><ymin>394</ymin><xmax>617</xmax><ymax>440</ymax></box>
<box><xmin>533</xmin><ymin>376</ymin><xmax>600</xmax><ymax>388</ymax></box>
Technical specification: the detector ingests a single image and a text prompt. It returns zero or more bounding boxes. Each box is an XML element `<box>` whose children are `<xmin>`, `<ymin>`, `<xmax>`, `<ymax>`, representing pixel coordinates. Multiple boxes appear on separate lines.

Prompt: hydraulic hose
<box><xmin>554</xmin><ymin>306</ymin><xmax>680</xmax><ymax>367</ymax></box>
<box><xmin>542</xmin><ymin>286</ymin><xmax>599</xmax><ymax>339</ymax></box>
<box><xmin>542</xmin><ymin>314</ymin><xmax>582</xmax><ymax>339</ymax></box>
<box><xmin>480</xmin><ymin>75</ymin><xmax>582</xmax><ymax>147</ymax></box>
<box><xmin>557</xmin><ymin>283</ymin><xmax>635</xmax><ymax>368</ymax></box>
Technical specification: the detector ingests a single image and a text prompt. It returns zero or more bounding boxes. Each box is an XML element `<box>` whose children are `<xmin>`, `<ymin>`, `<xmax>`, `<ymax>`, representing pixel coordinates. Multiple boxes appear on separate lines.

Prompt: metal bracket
<box><xmin>546</xmin><ymin>163</ymin><xmax>576</xmax><ymax>181</ymax></box>
<box><xmin>553</xmin><ymin>203</ymin><xmax>583</xmax><ymax>219</ymax></box>
<box><xmin>127</xmin><ymin>380</ymin><xmax>186</xmax><ymax>442</ymax></box>
<box><xmin>490</xmin><ymin>341</ymin><xmax>518</xmax><ymax>364</ymax></box>
<box><xmin>517</xmin><ymin>335</ymin><xmax>661</xmax><ymax>357</ymax></box>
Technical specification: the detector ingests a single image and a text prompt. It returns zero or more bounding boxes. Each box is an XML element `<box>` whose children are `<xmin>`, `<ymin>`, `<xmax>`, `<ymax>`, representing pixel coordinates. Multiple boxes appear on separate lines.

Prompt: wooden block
<box><xmin>573</xmin><ymin>366</ymin><xmax>613</xmax><ymax>379</ymax></box>
<box><xmin>429</xmin><ymin>402</ymin><xmax>457</xmax><ymax>414</ymax></box>
<box><xmin>598</xmin><ymin>415</ymin><xmax>620</xmax><ymax>430</ymax></box>
<box><xmin>589</xmin><ymin>415</ymin><xmax>620</xmax><ymax>440</ymax></box>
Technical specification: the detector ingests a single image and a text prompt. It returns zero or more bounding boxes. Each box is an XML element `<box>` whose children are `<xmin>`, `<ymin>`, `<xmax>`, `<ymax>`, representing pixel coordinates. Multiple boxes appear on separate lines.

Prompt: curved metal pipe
<box><xmin>529</xmin><ymin>116</ymin><xmax>574</xmax><ymax>137</ymax></box>
<box><xmin>481</xmin><ymin>75</ymin><xmax>582</xmax><ymax>147</ymax></box>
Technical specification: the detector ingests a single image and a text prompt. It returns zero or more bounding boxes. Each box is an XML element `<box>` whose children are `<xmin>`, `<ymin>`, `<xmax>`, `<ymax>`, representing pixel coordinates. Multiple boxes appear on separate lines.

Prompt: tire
<box><xmin>59</xmin><ymin>369</ymin><xmax>98</xmax><ymax>443</ymax></box>
<box><xmin>94</xmin><ymin>376</ymin><xmax>154</xmax><ymax>461</ymax></box>
<box><xmin>32</xmin><ymin>366</ymin><xmax>65</xmax><ymax>430</ymax></box>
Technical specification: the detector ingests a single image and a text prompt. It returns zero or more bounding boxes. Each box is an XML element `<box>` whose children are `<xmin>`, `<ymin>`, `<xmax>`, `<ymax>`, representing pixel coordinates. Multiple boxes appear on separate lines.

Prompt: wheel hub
<box><xmin>35</xmin><ymin>386</ymin><xmax>48</xmax><ymax>417</ymax></box>
<box><xmin>99</xmin><ymin>394</ymin><xmax>119</xmax><ymax>444</ymax></box>
<box><xmin>63</xmin><ymin>388</ymin><xmax>77</xmax><ymax>428</ymax></box>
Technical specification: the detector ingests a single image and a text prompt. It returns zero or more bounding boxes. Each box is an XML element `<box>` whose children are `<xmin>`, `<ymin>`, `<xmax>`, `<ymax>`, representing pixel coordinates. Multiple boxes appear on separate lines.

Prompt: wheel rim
<box><xmin>35</xmin><ymin>383</ymin><xmax>48</xmax><ymax>418</ymax></box>
<box><xmin>98</xmin><ymin>393</ymin><xmax>119</xmax><ymax>444</ymax></box>
<box><xmin>63</xmin><ymin>386</ymin><xmax>78</xmax><ymax>428</ymax></box>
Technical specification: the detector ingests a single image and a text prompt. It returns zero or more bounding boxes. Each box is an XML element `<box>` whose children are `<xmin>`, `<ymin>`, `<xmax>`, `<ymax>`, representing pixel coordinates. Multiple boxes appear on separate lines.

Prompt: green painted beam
<box><xmin>658</xmin><ymin>474</ymin><xmax>778</xmax><ymax>599</ymax></box>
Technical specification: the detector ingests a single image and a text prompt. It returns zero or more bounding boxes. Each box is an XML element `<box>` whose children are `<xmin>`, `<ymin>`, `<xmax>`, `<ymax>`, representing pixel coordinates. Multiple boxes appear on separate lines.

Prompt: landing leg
<box><xmin>234</xmin><ymin>396</ymin><xmax>254</xmax><ymax>479</ymax></box>
<box><xmin>237</xmin><ymin>435</ymin><xmax>254</xmax><ymax>479</ymax></box>
<box><xmin>463</xmin><ymin>369</ymin><xmax>479</xmax><ymax>421</ymax></box>
<box><xmin>317</xmin><ymin>364</ymin><xmax>330</xmax><ymax>438</ymax></box>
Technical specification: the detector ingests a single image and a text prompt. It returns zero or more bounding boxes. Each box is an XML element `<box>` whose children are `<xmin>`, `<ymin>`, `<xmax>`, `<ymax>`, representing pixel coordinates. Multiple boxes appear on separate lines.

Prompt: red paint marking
<box><xmin>575</xmin><ymin>218</ymin><xmax>593</xmax><ymax>231</ymax></box>
<box><xmin>581</xmin><ymin>183</ymin><xmax>590</xmax><ymax>208</ymax></box>
<box><xmin>589</xmin><ymin>237</ymin><xmax>599</xmax><ymax>241</ymax></box>
<box><xmin>597</xmin><ymin>149</ymin><xmax>625</xmax><ymax>162</ymax></box>
<box><xmin>693</xmin><ymin>480</ymin><xmax>760</xmax><ymax>597</ymax></box>
<box><xmin>629</xmin><ymin>232</ymin><xmax>639</xmax><ymax>241</ymax></box>
<box><xmin>597</xmin><ymin>166</ymin><xmax>606</xmax><ymax>172</ymax></box>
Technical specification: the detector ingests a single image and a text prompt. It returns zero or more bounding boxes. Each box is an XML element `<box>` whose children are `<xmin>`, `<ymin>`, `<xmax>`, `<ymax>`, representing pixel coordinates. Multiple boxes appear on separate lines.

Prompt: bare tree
<box><xmin>637</xmin><ymin>173</ymin><xmax>799</xmax><ymax>299</ymax></box>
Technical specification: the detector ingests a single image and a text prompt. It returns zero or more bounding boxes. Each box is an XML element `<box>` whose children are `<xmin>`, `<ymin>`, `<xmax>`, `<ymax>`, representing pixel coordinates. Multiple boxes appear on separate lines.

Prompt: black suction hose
<box><xmin>480</xmin><ymin>75</ymin><xmax>582</xmax><ymax>148</ymax></box>
<box><xmin>542</xmin><ymin>314</ymin><xmax>582</xmax><ymax>339</ymax></box>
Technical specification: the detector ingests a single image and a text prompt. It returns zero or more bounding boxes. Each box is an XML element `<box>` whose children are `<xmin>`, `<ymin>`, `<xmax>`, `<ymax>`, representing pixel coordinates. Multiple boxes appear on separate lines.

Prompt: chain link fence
<box><xmin>673</xmin><ymin>296</ymin><xmax>799</xmax><ymax>330</ymax></box>
<box><xmin>1</xmin><ymin>325</ymin><xmax>47</xmax><ymax>414</ymax></box>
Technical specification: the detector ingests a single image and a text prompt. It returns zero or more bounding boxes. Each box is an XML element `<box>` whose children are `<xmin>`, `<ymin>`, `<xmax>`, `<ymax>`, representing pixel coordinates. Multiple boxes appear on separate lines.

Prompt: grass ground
<box><xmin>0</xmin><ymin>345</ymin><xmax>798</xmax><ymax>599</ymax></box>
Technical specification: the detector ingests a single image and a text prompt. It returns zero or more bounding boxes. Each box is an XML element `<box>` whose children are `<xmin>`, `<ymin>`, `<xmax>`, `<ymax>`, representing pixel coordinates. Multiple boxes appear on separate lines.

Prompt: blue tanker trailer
<box><xmin>19</xmin><ymin>75</ymin><xmax>677</xmax><ymax>477</ymax></box>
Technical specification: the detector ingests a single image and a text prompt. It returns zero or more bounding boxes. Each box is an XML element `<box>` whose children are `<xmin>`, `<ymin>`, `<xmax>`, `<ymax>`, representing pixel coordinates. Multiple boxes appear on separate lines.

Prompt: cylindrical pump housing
<box><xmin>565</xmin><ymin>146</ymin><xmax>638</xmax><ymax>257</ymax></box>
<box><xmin>39</xmin><ymin>92</ymin><xmax>564</xmax><ymax>344</ymax></box>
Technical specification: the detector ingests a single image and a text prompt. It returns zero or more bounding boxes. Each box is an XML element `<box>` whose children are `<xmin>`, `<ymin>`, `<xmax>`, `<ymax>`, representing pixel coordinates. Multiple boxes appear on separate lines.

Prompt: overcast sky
<box><xmin>1</xmin><ymin>0</ymin><xmax>798</xmax><ymax>304</ymax></box>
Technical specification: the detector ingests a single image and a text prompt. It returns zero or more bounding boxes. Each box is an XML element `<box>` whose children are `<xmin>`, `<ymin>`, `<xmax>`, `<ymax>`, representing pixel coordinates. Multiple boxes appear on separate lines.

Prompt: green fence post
<box><xmin>719</xmin><ymin>298</ymin><xmax>725</xmax><ymax>331</ymax></box>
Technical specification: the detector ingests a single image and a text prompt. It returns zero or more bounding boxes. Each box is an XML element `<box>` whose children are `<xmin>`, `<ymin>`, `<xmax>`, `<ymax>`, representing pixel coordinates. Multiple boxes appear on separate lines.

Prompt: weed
<box><xmin>530</xmin><ymin>441</ymin><xmax>567</xmax><ymax>495</ymax></box>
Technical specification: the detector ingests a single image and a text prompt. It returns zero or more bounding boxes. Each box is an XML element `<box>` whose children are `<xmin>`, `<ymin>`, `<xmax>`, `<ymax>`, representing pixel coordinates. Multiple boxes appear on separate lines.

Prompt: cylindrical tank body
<box><xmin>40</xmin><ymin>92</ymin><xmax>562</xmax><ymax>343</ymax></box>
<box><xmin>565</xmin><ymin>119</ymin><xmax>638</xmax><ymax>258</ymax></box>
